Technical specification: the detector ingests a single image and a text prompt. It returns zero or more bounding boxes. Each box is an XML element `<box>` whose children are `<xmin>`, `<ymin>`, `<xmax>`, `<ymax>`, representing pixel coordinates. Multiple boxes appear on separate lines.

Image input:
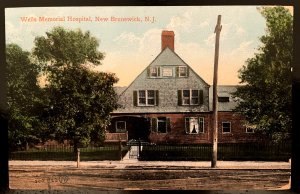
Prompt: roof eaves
<box><xmin>169</xmin><ymin>48</ymin><xmax>210</xmax><ymax>87</ymax></box>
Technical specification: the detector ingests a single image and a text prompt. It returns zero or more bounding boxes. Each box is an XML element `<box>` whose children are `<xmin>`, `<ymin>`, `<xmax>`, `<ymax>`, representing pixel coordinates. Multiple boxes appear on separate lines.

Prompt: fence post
<box><xmin>77</xmin><ymin>148</ymin><xmax>80</xmax><ymax>168</ymax></box>
<box><xmin>119</xmin><ymin>138</ymin><xmax>123</xmax><ymax>161</ymax></box>
<box><xmin>138</xmin><ymin>138</ymin><xmax>141</xmax><ymax>160</ymax></box>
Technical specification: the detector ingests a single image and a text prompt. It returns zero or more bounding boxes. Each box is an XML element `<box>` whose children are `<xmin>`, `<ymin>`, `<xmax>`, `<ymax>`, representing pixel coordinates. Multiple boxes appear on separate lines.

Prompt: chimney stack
<box><xmin>161</xmin><ymin>30</ymin><xmax>175</xmax><ymax>51</ymax></box>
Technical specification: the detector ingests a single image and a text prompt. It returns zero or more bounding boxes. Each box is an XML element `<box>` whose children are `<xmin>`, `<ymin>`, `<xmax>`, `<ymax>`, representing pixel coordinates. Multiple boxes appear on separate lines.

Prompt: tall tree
<box><xmin>233</xmin><ymin>6</ymin><xmax>293</xmax><ymax>141</ymax></box>
<box><xmin>6</xmin><ymin>44</ymin><xmax>43</xmax><ymax>150</ymax></box>
<box><xmin>33</xmin><ymin>27</ymin><xmax>119</xmax><ymax>151</ymax></box>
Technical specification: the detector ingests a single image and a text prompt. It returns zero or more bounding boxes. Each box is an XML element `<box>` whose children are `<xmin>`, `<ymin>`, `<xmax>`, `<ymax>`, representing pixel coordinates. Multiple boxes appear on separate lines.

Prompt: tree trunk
<box><xmin>25</xmin><ymin>142</ymin><xmax>29</xmax><ymax>151</ymax></box>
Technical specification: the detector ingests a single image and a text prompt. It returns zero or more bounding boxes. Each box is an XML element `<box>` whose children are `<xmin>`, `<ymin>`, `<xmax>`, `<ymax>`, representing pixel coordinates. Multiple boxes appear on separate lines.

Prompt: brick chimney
<box><xmin>161</xmin><ymin>30</ymin><xmax>175</xmax><ymax>51</ymax></box>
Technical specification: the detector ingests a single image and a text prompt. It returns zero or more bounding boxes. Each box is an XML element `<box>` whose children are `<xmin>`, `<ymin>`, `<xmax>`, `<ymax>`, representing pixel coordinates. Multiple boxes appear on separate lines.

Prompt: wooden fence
<box><xmin>139</xmin><ymin>142</ymin><xmax>291</xmax><ymax>161</ymax></box>
<box><xmin>104</xmin><ymin>132</ymin><xmax>128</xmax><ymax>143</ymax></box>
<box><xmin>9</xmin><ymin>142</ymin><xmax>291</xmax><ymax>161</ymax></box>
<box><xmin>9</xmin><ymin>145</ymin><xmax>129</xmax><ymax>161</ymax></box>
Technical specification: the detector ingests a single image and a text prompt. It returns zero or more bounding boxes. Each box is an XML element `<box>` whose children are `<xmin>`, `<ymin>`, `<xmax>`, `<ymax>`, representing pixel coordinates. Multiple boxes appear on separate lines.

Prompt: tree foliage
<box><xmin>33</xmin><ymin>26</ymin><xmax>104</xmax><ymax>67</ymax></box>
<box><xmin>41</xmin><ymin>67</ymin><xmax>118</xmax><ymax>150</ymax></box>
<box><xmin>6</xmin><ymin>44</ymin><xmax>43</xmax><ymax>150</ymax></box>
<box><xmin>233</xmin><ymin>6</ymin><xmax>293</xmax><ymax>141</ymax></box>
<box><xmin>33</xmin><ymin>27</ymin><xmax>119</xmax><ymax>151</ymax></box>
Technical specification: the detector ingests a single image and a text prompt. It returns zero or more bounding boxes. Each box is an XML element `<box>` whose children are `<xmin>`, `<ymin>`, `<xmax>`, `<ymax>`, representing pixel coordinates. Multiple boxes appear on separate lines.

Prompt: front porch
<box><xmin>104</xmin><ymin>132</ymin><xmax>128</xmax><ymax>143</ymax></box>
<box><xmin>105</xmin><ymin>115</ymin><xmax>150</xmax><ymax>143</ymax></box>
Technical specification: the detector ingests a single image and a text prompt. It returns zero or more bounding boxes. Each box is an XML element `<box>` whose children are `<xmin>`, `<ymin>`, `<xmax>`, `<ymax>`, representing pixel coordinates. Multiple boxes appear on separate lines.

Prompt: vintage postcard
<box><xmin>5</xmin><ymin>5</ymin><xmax>293</xmax><ymax>191</ymax></box>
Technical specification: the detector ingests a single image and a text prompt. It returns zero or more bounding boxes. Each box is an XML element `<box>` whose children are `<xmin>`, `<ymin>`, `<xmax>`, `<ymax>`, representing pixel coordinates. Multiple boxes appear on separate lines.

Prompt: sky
<box><xmin>5</xmin><ymin>6</ymin><xmax>293</xmax><ymax>86</ymax></box>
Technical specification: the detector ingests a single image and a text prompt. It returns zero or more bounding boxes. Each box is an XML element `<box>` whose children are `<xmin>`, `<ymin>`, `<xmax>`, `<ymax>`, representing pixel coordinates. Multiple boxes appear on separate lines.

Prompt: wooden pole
<box><xmin>292</xmin><ymin>82</ymin><xmax>300</xmax><ymax>191</ymax></box>
<box><xmin>77</xmin><ymin>148</ymin><xmax>80</xmax><ymax>168</ymax></box>
<box><xmin>211</xmin><ymin>15</ymin><xmax>222</xmax><ymax>168</ymax></box>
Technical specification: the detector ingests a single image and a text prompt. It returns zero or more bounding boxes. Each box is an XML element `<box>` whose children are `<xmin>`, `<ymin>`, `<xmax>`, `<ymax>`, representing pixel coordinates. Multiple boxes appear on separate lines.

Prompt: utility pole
<box><xmin>211</xmin><ymin>15</ymin><xmax>222</xmax><ymax>168</ymax></box>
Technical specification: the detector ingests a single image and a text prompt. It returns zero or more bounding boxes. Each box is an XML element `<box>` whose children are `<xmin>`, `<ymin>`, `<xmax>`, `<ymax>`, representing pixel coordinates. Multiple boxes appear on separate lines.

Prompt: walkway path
<box><xmin>9</xmin><ymin>160</ymin><xmax>290</xmax><ymax>170</ymax></box>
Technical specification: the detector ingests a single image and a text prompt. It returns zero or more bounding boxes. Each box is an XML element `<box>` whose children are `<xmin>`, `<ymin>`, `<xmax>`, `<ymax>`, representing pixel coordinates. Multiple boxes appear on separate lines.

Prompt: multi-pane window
<box><xmin>134</xmin><ymin>90</ymin><xmax>158</xmax><ymax>106</ymax></box>
<box><xmin>149</xmin><ymin>66</ymin><xmax>189</xmax><ymax>78</ymax></box>
<box><xmin>180</xmin><ymin>89</ymin><xmax>201</xmax><ymax>105</ymax></box>
<box><xmin>179</xmin><ymin>66</ymin><xmax>187</xmax><ymax>77</ymax></box>
<box><xmin>222</xmin><ymin>122</ymin><xmax>231</xmax><ymax>133</ymax></box>
<box><xmin>115</xmin><ymin>121</ymin><xmax>126</xmax><ymax>132</ymax></box>
<box><xmin>182</xmin><ymin>90</ymin><xmax>190</xmax><ymax>105</ymax></box>
<box><xmin>138</xmin><ymin>90</ymin><xmax>146</xmax><ymax>105</ymax></box>
<box><xmin>185</xmin><ymin>117</ymin><xmax>204</xmax><ymax>134</ymax></box>
<box><xmin>150</xmin><ymin>67</ymin><xmax>159</xmax><ymax>77</ymax></box>
<box><xmin>162</xmin><ymin>67</ymin><xmax>173</xmax><ymax>77</ymax></box>
<box><xmin>151</xmin><ymin>117</ymin><xmax>170</xmax><ymax>133</ymax></box>
<box><xmin>147</xmin><ymin>90</ymin><xmax>155</xmax><ymax>105</ymax></box>
<box><xmin>157</xmin><ymin>117</ymin><xmax>167</xmax><ymax>133</ymax></box>
<box><xmin>191</xmin><ymin>90</ymin><xmax>199</xmax><ymax>105</ymax></box>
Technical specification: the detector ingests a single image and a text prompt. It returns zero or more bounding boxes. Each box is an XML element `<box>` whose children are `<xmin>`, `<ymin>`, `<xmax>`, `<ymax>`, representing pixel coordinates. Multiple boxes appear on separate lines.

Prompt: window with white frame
<box><xmin>179</xmin><ymin>66</ymin><xmax>187</xmax><ymax>77</ymax></box>
<box><xmin>182</xmin><ymin>90</ymin><xmax>190</xmax><ymax>105</ymax></box>
<box><xmin>115</xmin><ymin>121</ymin><xmax>126</xmax><ymax>132</ymax></box>
<box><xmin>147</xmin><ymin>90</ymin><xmax>155</xmax><ymax>105</ymax></box>
<box><xmin>136</xmin><ymin>90</ymin><xmax>157</xmax><ymax>106</ymax></box>
<box><xmin>181</xmin><ymin>90</ymin><xmax>200</xmax><ymax>105</ymax></box>
<box><xmin>246</xmin><ymin>127</ymin><xmax>255</xmax><ymax>133</ymax></box>
<box><xmin>151</xmin><ymin>117</ymin><xmax>170</xmax><ymax>133</ymax></box>
<box><xmin>138</xmin><ymin>90</ymin><xmax>146</xmax><ymax>105</ymax></box>
<box><xmin>162</xmin><ymin>67</ymin><xmax>173</xmax><ymax>77</ymax></box>
<box><xmin>150</xmin><ymin>67</ymin><xmax>159</xmax><ymax>77</ymax></box>
<box><xmin>191</xmin><ymin>90</ymin><xmax>199</xmax><ymax>105</ymax></box>
<box><xmin>185</xmin><ymin>117</ymin><xmax>204</xmax><ymax>134</ymax></box>
<box><xmin>222</xmin><ymin>122</ymin><xmax>231</xmax><ymax>133</ymax></box>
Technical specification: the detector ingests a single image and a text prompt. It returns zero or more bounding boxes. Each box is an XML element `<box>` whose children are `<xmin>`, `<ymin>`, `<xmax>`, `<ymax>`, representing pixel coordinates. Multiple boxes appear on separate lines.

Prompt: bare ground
<box><xmin>9</xmin><ymin>164</ymin><xmax>291</xmax><ymax>190</ymax></box>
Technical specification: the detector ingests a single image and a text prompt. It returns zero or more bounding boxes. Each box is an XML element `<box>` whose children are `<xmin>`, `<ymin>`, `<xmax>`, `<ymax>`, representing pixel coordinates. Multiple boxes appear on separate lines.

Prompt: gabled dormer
<box><xmin>146</xmin><ymin>31</ymin><xmax>190</xmax><ymax>79</ymax></box>
<box><xmin>147</xmin><ymin>64</ymin><xmax>189</xmax><ymax>78</ymax></box>
<box><xmin>114</xmin><ymin>30</ymin><xmax>210</xmax><ymax>113</ymax></box>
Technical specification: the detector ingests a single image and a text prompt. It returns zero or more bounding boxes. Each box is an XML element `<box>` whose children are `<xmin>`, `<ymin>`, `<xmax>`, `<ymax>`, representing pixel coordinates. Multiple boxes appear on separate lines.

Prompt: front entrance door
<box><xmin>127</xmin><ymin>117</ymin><xmax>149</xmax><ymax>141</ymax></box>
<box><xmin>110</xmin><ymin>116</ymin><xmax>150</xmax><ymax>141</ymax></box>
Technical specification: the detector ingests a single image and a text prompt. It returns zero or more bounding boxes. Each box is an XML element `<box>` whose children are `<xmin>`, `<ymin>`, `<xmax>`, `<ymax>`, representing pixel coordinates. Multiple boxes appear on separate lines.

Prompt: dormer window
<box><xmin>218</xmin><ymin>96</ymin><xmax>230</xmax><ymax>102</ymax></box>
<box><xmin>179</xmin><ymin>66</ymin><xmax>187</xmax><ymax>77</ymax></box>
<box><xmin>149</xmin><ymin>67</ymin><xmax>160</xmax><ymax>77</ymax></box>
<box><xmin>162</xmin><ymin>67</ymin><xmax>173</xmax><ymax>77</ymax></box>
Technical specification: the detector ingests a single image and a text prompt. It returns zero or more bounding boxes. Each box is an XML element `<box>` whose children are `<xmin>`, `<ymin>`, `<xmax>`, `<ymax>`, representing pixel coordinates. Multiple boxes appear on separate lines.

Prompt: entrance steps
<box><xmin>122</xmin><ymin>146</ymin><xmax>142</xmax><ymax>162</ymax></box>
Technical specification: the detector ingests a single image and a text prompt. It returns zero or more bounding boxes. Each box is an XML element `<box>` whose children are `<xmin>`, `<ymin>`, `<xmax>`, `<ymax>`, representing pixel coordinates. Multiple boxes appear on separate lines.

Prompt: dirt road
<box><xmin>9</xmin><ymin>163</ymin><xmax>290</xmax><ymax>190</ymax></box>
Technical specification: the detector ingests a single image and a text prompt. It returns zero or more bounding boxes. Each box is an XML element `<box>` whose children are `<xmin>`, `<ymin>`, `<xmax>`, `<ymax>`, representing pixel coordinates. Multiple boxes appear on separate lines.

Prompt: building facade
<box><xmin>106</xmin><ymin>30</ymin><xmax>257</xmax><ymax>144</ymax></box>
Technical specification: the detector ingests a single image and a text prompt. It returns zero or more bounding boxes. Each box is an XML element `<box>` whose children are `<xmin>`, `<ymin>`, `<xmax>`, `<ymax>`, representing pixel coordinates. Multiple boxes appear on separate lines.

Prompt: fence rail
<box><xmin>105</xmin><ymin>132</ymin><xmax>128</xmax><ymax>142</ymax></box>
<box><xmin>139</xmin><ymin>142</ymin><xmax>291</xmax><ymax>161</ymax></box>
<box><xmin>9</xmin><ymin>142</ymin><xmax>291</xmax><ymax>161</ymax></box>
<box><xmin>9</xmin><ymin>145</ymin><xmax>129</xmax><ymax>161</ymax></box>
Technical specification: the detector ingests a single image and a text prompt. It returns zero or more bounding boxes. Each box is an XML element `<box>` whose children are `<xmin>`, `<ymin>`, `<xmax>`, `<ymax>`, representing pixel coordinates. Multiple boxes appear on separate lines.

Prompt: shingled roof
<box><xmin>114</xmin><ymin>86</ymin><xmax>127</xmax><ymax>96</ymax></box>
<box><xmin>208</xmin><ymin>85</ymin><xmax>239</xmax><ymax>111</ymax></box>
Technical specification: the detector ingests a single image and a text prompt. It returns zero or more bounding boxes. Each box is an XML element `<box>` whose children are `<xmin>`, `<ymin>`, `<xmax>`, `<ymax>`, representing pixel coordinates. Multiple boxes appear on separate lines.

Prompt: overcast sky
<box><xmin>5</xmin><ymin>6</ymin><xmax>292</xmax><ymax>86</ymax></box>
